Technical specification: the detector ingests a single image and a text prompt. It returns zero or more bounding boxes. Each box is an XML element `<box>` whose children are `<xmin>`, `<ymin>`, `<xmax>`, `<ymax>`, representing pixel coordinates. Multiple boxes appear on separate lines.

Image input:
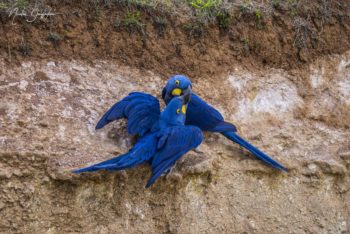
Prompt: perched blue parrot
<box><xmin>162</xmin><ymin>75</ymin><xmax>288</xmax><ymax>172</ymax></box>
<box><xmin>73</xmin><ymin>94</ymin><xmax>203</xmax><ymax>188</ymax></box>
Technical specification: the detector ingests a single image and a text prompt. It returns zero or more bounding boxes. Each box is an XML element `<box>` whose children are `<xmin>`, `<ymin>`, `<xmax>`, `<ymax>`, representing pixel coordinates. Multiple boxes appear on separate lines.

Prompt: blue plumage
<box><xmin>95</xmin><ymin>92</ymin><xmax>160</xmax><ymax>136</ymax></box>
<box><xmin>186</xmin><ymin>94</ymin><xmax>237</xmax><ymax>132</ymax></box>
<box><xmin>163</xmin><ymin>75</ymin><xmax>288</xmax><ymax>172</ymax></box>
<box><xmin>72</xmin><ymin>133</ymin><xmax>158</xmax><ymax>173</ymax></box>
<box><xmin>74</xmin><ymin>94</ymin><xmax>203</xmax><ymax>187</ymax></box>
<box><xmin>75</xmin><ymin>73</ymin><xmax>286</xmax><ymax>188</ymax></box>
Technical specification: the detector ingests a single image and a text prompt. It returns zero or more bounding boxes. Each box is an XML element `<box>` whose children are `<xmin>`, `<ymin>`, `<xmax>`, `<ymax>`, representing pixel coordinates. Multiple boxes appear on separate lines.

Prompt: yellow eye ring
<box><xmin>175</xmin><ymin>80</ymin><xmax>180</xmax><ymax>86</ymax></box>
<box><xmin>176</xmin><ymin>109</ymin><xmax>181</xmax><ymax>114</ymax></box>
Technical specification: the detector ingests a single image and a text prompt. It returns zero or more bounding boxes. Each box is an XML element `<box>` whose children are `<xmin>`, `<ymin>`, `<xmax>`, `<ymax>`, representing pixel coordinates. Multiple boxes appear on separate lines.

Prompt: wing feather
<box><xmin>146</xmin><ymin>126</ymin><xmax>203</xmax><ymax>187</ymax></box>
<box><xmin>95</xmin><ymin>92</ymin><xmax>160</xmax><ymax>136</ymax></box>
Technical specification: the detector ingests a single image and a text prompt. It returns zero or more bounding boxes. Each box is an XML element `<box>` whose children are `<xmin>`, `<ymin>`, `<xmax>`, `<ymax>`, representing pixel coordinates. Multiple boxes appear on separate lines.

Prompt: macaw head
<box><xmin>160</xmin><ymin>94</ymin><xmax>190</xmax><ymax>126</ymax></box>
<box><xmin>162</xmin><ymin>75</ymin><xmax>192</xmax><ymax>105</ymax></box>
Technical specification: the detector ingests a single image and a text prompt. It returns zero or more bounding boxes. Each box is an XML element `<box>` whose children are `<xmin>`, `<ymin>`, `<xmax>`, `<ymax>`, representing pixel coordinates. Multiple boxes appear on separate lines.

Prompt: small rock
<box><xmin>47</xmin><ymin>61</ymin><xmax>56</xmax><ymax>67</ymax></box>
<box><xmin>317</xmin><ymin>161</ymin><xmax>346</xmax><ymax>175</ymax></box>
<box><xmin>18</xmin><ymin>80</ymin><xmax>28</xmax><ymax>90</ymax></box>
<box><xmin>307</xmin><ymin>163</ymin><xmax>317</xmax><ymax>172</ymax></box>
<box><xmin>0</xmin><ymin>201</ymin><xmax>5</xmax><ymax>210</ymax></box>
<box><xmin>0</xmin><ymin>169</ymin><xmax>12</xmax><ymax>179</ymax></box>
<box><xmin>34</xmin><ymin>71</ymin><xmax>50</xmax><ymax>82</ymax></box>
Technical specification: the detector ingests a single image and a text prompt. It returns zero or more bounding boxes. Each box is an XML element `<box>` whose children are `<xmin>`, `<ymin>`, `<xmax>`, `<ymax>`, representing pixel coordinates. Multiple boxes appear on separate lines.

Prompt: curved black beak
<box><xmin>182</xmin><ymin>86</ymin><xmax>192</xmax><ymax>105</ymax></box>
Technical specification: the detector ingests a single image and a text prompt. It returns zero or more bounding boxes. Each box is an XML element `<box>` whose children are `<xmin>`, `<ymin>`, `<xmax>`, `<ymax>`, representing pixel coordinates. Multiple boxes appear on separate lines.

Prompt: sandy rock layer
<box><xmin>0</xmin><ymin>53</ymin><xmax>349</xmax><ymax>233</ymax></box>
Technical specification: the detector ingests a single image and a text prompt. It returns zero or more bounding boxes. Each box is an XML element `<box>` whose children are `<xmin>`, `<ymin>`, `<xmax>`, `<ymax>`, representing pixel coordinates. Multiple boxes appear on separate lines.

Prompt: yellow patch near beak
<box><xmin>182</xmin><ymin>105</ymin><xmax>187</xmax><ymax>114</ymax></box>
<box><xmin>172</xmin><ymin>88</ymin><xmax>182</xmax><ymax>96</ymax></box>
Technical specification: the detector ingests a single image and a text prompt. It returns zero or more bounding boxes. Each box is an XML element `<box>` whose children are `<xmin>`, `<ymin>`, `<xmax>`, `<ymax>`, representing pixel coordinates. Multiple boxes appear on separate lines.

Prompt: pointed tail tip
<box><xmin>145</xmin><ymin>180</ymin><xmax>153</xmax><ymax>189</ymax></box>
<box><xmin>277</xmin><ymin>165</ymin><xmax>288</xmax><ymax>173</ymax></box>
<box><xmin>281</xmin><ymin>167</ymin><xmax>289</xmax><ymax>173</ymax></box>
<box><xmin>72</xmin><ymin>168</ymin><xmax>87</xmax><ymax>174</ymax></box>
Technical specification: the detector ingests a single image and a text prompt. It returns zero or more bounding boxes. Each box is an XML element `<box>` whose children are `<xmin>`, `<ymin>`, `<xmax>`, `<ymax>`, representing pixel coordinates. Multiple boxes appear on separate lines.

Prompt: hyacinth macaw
<box><xmin>73</xmin><ymin>93</ymin><xmax>203</xmax><ymax>188</ymax></box>
<box><xmin>162</xmin><ymin>75</ymin><xmax>288</xmax><ymax>172</ymax></box>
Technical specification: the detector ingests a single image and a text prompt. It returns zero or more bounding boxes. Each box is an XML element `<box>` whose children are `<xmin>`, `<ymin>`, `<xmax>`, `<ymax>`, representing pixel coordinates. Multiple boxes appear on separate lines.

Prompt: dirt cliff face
<box><xmin>0</xmin><ymin>1</ymin><xmax>349</xmax><ymax>233</ymax></box>
<box><xmin>1</xmin><ymin>54</ymin><xmax>349</xmax><ymax>233</ymax></box>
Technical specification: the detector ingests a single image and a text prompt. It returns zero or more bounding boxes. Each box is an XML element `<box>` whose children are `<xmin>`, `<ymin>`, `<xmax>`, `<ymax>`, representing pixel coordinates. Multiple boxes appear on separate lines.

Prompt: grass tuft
<box><xmin>271</xmin><ymin>0</ymin><xmax>280</xmax><ymax>8</ymax></box>
<box><xmin>153</xmin><ymin>16</ymin><xmax>168</xmax><ymax>37</ymax></box>
<box><xmin>187</xmin><ymin>0</ymin><xmax>222</xmax><ymax>24</ymax></box>
<box><xmin>239</xmin><ymin>1</ymin><xmax>252</xmax><ymax>14</ymax></box>
<box><xmin>47</xmin><ymin>32</ymin><xmax>61</xmax><ymax>47</ymax></box>
<box><xmin>182</xmin><ymin>21</ymin><xmax>204</xmax><ymax>39</ymax></box>
<box><xmin>123</xmin><ymin>11</ymin><xmax>144</xmax><ymax>34</ymax></box>
<box><xmin>114</xmin><ymin>11</ymin><xmax>145</xmax><ymax>35</ymax></box>
<box><xmin>187</xmin><ymin>0</ymin><xmax>221</xmax><ymax>11</ymax></box>
<box><xmin>241</xmin><ymin>37</ymin><xmax>250</xmax><ymax>52</ymax></box>
<box><xmin>255</xmin><ymin>9</ymin><xmax>262</xmax><ymax>29</ymax></box>
<box><xmin>16</xmin><ymin>0</ymin><xmax>28</xmax><ymax>10</ymax></box>
<box><xmin>216</xmin><ymin>10</ymin><xmax>231</xmax><ymax>31</ymax></box>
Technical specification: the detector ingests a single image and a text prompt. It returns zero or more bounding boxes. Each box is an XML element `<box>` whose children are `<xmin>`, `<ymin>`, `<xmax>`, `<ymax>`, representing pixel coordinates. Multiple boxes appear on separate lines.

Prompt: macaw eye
<box><xmin>176</xmin><ymin>108</ymin><xmax>181</xmax><ymax>114</ymax></box>
<box><xmin>175</xmin><ymin>80</ymin><xmax>180</xmax><ymax>86</ymax></box>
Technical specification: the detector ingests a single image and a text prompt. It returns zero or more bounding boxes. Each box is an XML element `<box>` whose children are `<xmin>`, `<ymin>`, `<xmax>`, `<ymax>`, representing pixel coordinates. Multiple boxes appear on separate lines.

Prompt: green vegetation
<box><xmin>287</xmin><ymin>0</ymin><xmax>299</xmax><ymax>5</ymax></box>
<box><xmin>187</xmin><ymin>0</ymin><xmax>222</xmax><ymax>24</ymax></box>
<box><xmin>113</xmin><ymin>0</ymin><xmax>169</xmax><ymax>10</ymax></box>
<box><xmin>182</xmin><ymin>21</ymin><xmax>204</xmax><ymax>39</ymax></box>
<box><xmin>47</xmin><ymin>32</ymin><xmax>61</xmax><ymax>41</ymax></box>
<box><xmin>0</xmin><ymin>0</ymin><xmax>28</xmax><ymax>10</ymax></box>
<box><xmin>0</xmin><ymin>2</ymin><xmax>8</xmax><ymax>9</ymax></box>
<box><xmin>153</xmin><ymin>16</ymin><xmax>168</xmax><ymax>37</ymax></box>
<box><xmin>287</xmin><ymin>0</ymin><xmax>301</xmax><ymax>15</ymax></box>
<box><xmin>216</xmin><ymin>11</ymin><xmax>231</xmax><ymax>30</ymax></box>
<box><xmin>187</xmin><ymin>0</ymin><xmax>221</xmax><ymax>11</ymax></box>
<box><xmin>123</xmin><ymin>11</ymin><xmax>143</xmax><ymax>33</ymax></box>
<box><xmin>47</xmin><ymin>32</ymin><xmax>61</xmax><ymax>47</ymax></box>
<box><xmin>271</xmin><ymin>0</ymin><xmax>280</xmax><ymax>8</ymax></box>
<box><xmin>239</xmin><ymin>1</ymin><xmax>252</xmax><ymax>14</ymax></box>
<box><xmin>114</xmin><ymin>11</ymin><xmax>145</xmax><ymax>34</ymax></box>
<box><xmin>255</xmin><ymin>9</ymin><xmax>262</xmax><ymax>29</ymax></box>
<box><xmin>252</xmin><ymin>40</ymin><xmax>261</xmax><ymax>51</ymax></box>
<box><xmin>113</xmin><ymin>18</ymin><xmax>122</xmax><ymax>29</ymax></box>
<box><xmin>16</xmin><ymin>0</ymin><xmax>28</xmax><ymax>9</ymax></box>
<box><xmin>0</xmin><ymin>0</ymin><xmax>329</xmax><ymax>46</ymax></box>
<box><xmin>95</xmin><ymin>4</ymin><xmax>100</xmax><ymax>20</ymax></box>
<box><xmin>241</xmin><ymin>37</ymin><xmax>250</xmax><ymax>51</ymax></box>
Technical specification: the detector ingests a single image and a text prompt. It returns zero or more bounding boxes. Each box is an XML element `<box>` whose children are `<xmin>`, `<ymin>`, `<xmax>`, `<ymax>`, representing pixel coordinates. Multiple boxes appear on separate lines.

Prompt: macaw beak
<box><xmin>171</xmin><ymin>85</ymin><xmax>192</xmax><ymax>97</ymax></box>
<box><xmin>182</xmin><ymin>86</ymin><xmax>192</xmax><ymax>104</ymax></box>
<box><xmin>178</xmin><ymin>86</ymin><xmax>192</xmax><ymax>112</ymax></box>
<box><xmin>171</xmin><ymin>88</ymin><xmax>182</xmax><ymax>96</ymax></box>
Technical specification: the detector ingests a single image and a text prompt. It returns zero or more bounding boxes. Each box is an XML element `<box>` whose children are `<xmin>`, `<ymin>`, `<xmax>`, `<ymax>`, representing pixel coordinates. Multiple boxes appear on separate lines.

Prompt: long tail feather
<box><xmin>72</xmin><ymin>151</ymin><xmax>146</xmax><ymax>173</ymax></box>
<box><xmin>222</xmin><ymin>132</ymin><xmax>288</xmax><ymax>172</ymax></box>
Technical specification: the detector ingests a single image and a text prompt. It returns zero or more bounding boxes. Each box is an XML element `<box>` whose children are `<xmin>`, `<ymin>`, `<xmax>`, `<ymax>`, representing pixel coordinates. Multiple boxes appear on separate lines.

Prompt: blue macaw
<box><xmin>162</xmin><ymin>75</ymin><xmax>288</xmax><ymax>172</ymax></box>
<box><xmin>73</xmin><ymin>94</ymin><xmax>203</xmax><ymax>187</ymax></box>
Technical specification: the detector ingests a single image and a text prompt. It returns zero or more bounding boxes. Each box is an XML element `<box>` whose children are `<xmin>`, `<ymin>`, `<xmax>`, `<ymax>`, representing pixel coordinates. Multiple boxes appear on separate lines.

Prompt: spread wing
<box><xmin>96</xmin><ymin>92</ymin><xmax>160</xmax><ymax>136</ymax></box>
<box><xmin>146</xmin><ymin>126</ymin><xmax>203</xmax><ymax>188</ymax></box>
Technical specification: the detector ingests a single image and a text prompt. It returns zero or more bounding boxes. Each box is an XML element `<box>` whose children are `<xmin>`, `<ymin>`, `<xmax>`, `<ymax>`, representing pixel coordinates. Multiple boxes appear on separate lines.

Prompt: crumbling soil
<box><xmin>1</xmin><ymin>0</ymin><xmax>350</xmax><ymax>79</ymax></box>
